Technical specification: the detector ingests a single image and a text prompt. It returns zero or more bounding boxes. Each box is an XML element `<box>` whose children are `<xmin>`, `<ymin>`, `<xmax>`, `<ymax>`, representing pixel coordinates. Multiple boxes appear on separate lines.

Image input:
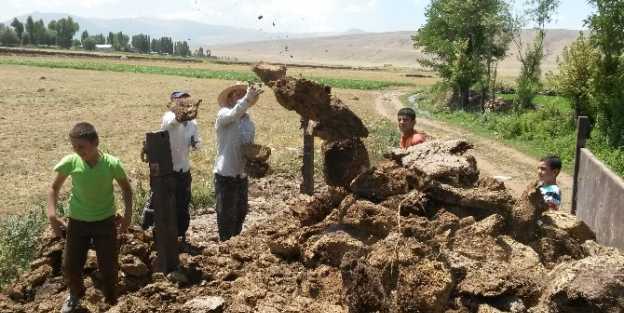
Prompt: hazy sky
<box><xmin>2</xmin><ymin>0</ymin><xmax>593</xmax><ymax>33</ymax></box>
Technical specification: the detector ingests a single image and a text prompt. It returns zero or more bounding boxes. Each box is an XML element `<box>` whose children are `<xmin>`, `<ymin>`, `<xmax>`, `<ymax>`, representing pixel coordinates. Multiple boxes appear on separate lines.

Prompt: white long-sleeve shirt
<box><xmin>214</xmin><ymin>96</ymin><xmax>251</xmax><ymax>177</ymax></box>
<box><xmin>240</xmin><ymin>113</ymin><xmax>255</xmax><ymax>144</ymax></box>
<box><xmin>161</xmin><ymin>111</ymin><xmax>200</xmax><ymax>172</ymax></box>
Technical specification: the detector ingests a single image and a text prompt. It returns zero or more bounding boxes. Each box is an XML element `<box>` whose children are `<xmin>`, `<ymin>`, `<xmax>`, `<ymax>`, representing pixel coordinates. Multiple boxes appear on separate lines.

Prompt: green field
<box><xmin>0</xmin><ymin>58</ymin><xmax>412</xmax><ymax>91</ymax></box>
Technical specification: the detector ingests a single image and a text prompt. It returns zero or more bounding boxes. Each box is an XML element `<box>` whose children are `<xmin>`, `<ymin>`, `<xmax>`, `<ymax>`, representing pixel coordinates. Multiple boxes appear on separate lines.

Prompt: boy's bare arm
<box><xmin>47</xmin><ymin>173</ymin><xmax>68</xmax><ymax>237</ymax></box>
<box><xmin>116</xmin><ymin>177</ymin><xmax>134</xmax><ymax>233</ymax></box>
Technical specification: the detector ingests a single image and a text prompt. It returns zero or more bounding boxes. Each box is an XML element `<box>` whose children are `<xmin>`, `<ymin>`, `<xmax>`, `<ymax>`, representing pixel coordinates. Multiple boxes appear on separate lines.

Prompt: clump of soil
<box><xmin>322</xmin><ymin>138</ymin><xmax>370</xmax><ymax>188</ymax></box>
<box><xmin>167</xmin><ymin>98</ymin><xmax>201</xmax><ymax>122</ymax></box>
<box><xmin>242</xmin><ymin>144</ymin><xmax>271</xmax><ymax>178</ymax></box>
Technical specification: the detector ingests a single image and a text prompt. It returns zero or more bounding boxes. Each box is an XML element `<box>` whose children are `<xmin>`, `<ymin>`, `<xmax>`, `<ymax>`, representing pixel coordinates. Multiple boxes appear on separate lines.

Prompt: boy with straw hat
<box><xmin>214</xmin><ymin>82</ymin><xmax>262</xmax><ymax>241</ymax></box>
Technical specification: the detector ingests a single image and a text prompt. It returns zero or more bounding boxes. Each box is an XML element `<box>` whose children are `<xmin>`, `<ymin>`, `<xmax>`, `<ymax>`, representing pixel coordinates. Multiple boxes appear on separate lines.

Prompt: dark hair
<box><xmin>398</xmin><ymin>107</ymin><xmax>416</xmax><ymax>121</ymax></box>
<box><xmin>541</xmin><ymin>155</ymin><xmax>562</xmax><ymax>171</ymax></box>
<box><xmin>69</xmin><ymin>122</ymin><xmax>99</xmax><ymax>143</ymax></box>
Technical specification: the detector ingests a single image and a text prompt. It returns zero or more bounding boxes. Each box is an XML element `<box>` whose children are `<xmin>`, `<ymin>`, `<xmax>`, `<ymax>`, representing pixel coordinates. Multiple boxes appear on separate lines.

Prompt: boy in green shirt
<box><xmin>47</xmin><ymin>122</ymin><xmax>133</xmax><ymax>313</ymax></box>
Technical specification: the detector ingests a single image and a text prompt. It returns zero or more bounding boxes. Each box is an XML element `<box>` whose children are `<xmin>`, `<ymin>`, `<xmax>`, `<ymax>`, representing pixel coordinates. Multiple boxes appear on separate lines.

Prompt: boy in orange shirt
<box><xmin>397</xmin><ymin>107</ymin><xmax>426</xmax><ymax>149</ymax></box>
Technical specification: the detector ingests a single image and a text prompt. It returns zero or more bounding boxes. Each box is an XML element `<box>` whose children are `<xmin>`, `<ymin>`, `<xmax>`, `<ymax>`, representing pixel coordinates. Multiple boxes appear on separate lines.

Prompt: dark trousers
<box><xmin>63</xmin><ymin>217</ymin><xmax>118</xmax><ymax>303</ymax></box>
<box><xmin>142</xmin><ymin>171</ymin><xmax>192</xmax><ymax>237</ymax></box>
<box><xmin>214</xmin><ymin>173</ymin><xmax>249</xmax><ymax>241</ymax></box>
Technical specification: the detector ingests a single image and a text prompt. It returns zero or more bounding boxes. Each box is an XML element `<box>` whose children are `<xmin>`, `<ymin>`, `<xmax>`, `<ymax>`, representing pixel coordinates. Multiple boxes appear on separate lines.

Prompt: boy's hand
<box><xmin>48</xmin><ymin>215</ymin><xmax>66</xmax><ymax>238</ymax></box>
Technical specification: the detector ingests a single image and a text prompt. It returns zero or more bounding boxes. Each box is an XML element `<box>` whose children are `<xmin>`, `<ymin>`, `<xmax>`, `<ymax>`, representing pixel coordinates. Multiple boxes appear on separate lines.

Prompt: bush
<box><xmin>0</xmin><ymin>205</ymin><xmax>48</xmax><ymax>287</ymax></box>
<box><xmin>190</xmin><ymin>176</ymin><xmax>216</xmax><ymax>214</ymax></box>
<box><xmin>367</xmin><ymin>118</ymin><xmax>400</xmax><ymax>163</ymax></box>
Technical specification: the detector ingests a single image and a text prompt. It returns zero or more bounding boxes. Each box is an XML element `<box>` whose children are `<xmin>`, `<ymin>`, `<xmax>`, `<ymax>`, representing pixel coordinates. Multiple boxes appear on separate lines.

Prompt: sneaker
<box><xmin>60</xmin><ymin>294</ymin><xmax>80</xmax><ymax>313</ymax></box>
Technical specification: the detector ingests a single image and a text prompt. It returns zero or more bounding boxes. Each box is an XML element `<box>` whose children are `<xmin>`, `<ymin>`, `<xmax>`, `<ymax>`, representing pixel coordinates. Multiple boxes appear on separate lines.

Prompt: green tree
<box><xmin>81</xmin><ymin>30</ymin><xmax>89</xmax><ymax>44</ymax></box>
<box><xmin>32</xmin><ymin>19</ymin><xmax>47</xmax><ymax>45</ymax></box>
<box><xmin>25</xmin><ymin>16</ymin><xmax>34</xmax><ymax>44</ymax></box>
<box><xmin>54</xmin><ymin>17</ymin><xmax>80</xmax><ymax>48</ymax></box>
<box><xmin>151</xmin><ymin>38</ymin><xmax>160</xmax><ymax>53</ymax></box>
<box><xmin>195</xmin><ymin>47</ymin><xmax>205</xmax><ymax>57</ymax></box>
<box><xmin>131</xmin><ymin>34</ymin><xmax>150</xmax><ymax>53</ymax></box>
<box><xmin>21</xmin><ymin>32</ymin><xmax>31</xmax><ymax>45</ymax></box>
<box><xmin>46</xmin><ymin>29</ymin><xmax>58</xmax><ymax>46</ymax></box>
<box><xmin>159</xmin><ymin>37</ymin><xmax>173</xmax><ymax>54</ymax></box>
<box><xmin>93</xmin><ymin>34</ymin><xmax>106</xmax><ymax>44</ymax></box>
<box><xmin>548</xmin><ymin>32</ymin><xmax>598</xmax><ymax>123</ymax></box>
<box><xmin>0</xmin><ymin>24</ymin><xmax>20</xmax><ymax>46</ymax></box>
<box><xmin>412</xmin><ymin>0</ymin><xmax>513</xmax><ymax>109</ymax></box>
<box><xmin>82</xmin><ymin>37</ymin><xmax>97</xmax><ymax>50</ymax></box>
<box><xmin>174</xmin><ymin>41</ymin><xmax>191</xmax><ymax>57</ymax></box>
<box><xmin>513</xmin><ymin>0</ymin><xmax>560</xmax><ymax>109</ymax></box>
<box><xmin>10</xmin><ymin>18</ymin><xmax>24</xmax><ymax>41</ymax></box>
<box><xmin>586</xmin><ymin>0</ymin><xmax>624</xmax><ymax>147</ymax></box>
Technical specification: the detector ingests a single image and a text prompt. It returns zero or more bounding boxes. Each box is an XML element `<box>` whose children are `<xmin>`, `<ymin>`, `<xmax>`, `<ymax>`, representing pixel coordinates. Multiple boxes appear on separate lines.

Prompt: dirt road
<box><xmin>374</xmin><ymin>90</ymin><xmax>573</xmax><ymax>211</ymax></box>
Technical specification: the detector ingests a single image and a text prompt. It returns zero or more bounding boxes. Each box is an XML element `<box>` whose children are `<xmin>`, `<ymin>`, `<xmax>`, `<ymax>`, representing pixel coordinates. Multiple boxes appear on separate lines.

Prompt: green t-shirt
<box><xmin>54</xmin><ymin>153</ymin><xmax>127</xmax><ymax>222</ymax></box>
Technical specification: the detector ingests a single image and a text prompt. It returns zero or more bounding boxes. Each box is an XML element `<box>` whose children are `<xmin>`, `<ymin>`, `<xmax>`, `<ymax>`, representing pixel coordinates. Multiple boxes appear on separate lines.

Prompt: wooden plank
<box><xmin>145</xmin><ymin>131</ymin><xmax>174</xmax><ymax>177</ymax></box>
<box><xmin>571</xmin><ymin>116</ymin><xmax>591</xmax><ymax>215</ymax></box>
<box><xmin>144</xmin><ymin>131</ymin><xmax>178</xmax><ymax>273</ymax></box>
<box><xmin>301</xmin><ymin>118</ymin><xmax>314</xmax><ymax>195</ymax></box>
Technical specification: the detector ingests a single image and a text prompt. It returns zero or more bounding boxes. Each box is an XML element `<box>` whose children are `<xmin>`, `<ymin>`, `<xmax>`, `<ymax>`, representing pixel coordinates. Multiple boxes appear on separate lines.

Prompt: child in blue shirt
<box><xmin>538</xmin><ymin>155</ymin><xmax>562</xmax><ymax>210</ymax></box>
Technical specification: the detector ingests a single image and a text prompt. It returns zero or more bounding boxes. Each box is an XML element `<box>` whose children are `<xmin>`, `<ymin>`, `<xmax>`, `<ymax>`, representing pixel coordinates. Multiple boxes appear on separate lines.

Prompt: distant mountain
<box><xmin>6</xmin><ymin>12</ymin><xmax>347</xmax><ymax>47</ymax></box>
<box><xmin>211</xmin><ymin>29</ymin><xmax>582</xmax><ymax>74</ymax></box>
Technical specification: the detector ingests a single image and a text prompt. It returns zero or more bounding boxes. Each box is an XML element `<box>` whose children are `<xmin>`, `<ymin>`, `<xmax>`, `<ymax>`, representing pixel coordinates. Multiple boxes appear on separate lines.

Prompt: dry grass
<box><xmin>0</xmin><ymin>61</ymin><xmax>390</xmax><ymax>214</ymax></box>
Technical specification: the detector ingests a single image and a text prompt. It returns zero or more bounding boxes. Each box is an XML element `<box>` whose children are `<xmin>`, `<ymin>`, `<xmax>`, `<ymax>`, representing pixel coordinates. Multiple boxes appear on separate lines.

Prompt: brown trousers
<box><xmin>63</xmin><ymin>217</ymin><xmax>119</xmax><ymax>303</ymax></box>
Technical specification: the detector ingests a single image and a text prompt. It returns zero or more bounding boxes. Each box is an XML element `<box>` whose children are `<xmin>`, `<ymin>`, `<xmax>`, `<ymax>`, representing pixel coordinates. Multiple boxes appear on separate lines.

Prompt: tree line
<box><xmin>0</xmin><ymin>15</ymin><xmax>210</xmax><ymax>58</ymax></box>
<box><xmin>413</xmin><ymin>0</ymin><xmax>624</xmax><ymax>149</ymax></box>
<box><xmin>0</xmin><ymin>16</ymin><xmax>79</xmax><ymax>48</ymax></box>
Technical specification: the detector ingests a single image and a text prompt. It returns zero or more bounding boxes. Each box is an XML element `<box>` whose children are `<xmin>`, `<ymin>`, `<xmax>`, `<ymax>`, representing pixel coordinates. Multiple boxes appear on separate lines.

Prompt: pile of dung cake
<box><xmin>2</xmin><ymin>65</ymin><xmax>623</xmax><ymax>312</ymax></box>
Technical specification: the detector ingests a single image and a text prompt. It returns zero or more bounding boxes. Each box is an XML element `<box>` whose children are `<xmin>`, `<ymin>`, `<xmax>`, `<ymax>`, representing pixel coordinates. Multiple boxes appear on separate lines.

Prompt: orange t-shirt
<box><xmin>400</xmin><ymin>131</ymin><xmax>426</xmax><ymax>149</ymax></box>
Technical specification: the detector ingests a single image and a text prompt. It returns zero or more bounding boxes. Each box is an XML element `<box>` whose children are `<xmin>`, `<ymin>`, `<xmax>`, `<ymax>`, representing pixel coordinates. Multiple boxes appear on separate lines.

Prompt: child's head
<box><xmin>397</xmin><ymin>107</ymin><xmax>416</xmax><ymax>135</ymax></box>
<box><xmin>69</xmin><ymin>122</ymin><xmax>99</xmax><ymax>161</ymax></box>
<box><xmin>538</xmin><ymin>155</ymin><xmax>561</xmax><ymax>184</ymax></box>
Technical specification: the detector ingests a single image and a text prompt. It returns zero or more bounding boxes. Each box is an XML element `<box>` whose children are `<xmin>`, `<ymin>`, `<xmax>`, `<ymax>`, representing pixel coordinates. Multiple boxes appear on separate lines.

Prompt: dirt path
<box><xmin>374</xmin><ymin>89</ymin><xmax>573</xmax><ymax>211</ymax></box>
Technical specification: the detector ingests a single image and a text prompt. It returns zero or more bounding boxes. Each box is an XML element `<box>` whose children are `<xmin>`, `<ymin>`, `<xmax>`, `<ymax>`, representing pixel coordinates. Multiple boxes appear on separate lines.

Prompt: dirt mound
<box><xmin>3</xmin><ymin>115</ymin><xmax>622</xmax><ymax>313</ymax></box>
<box><xmin>0</xmin><ymin>51</ymin><xmax>605</xmax><ymax>309</ymax></box>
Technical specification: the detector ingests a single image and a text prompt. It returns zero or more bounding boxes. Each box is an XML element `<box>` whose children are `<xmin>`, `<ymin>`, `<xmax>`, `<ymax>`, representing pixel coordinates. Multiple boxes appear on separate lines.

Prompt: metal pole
<box><xmin>301</xmin><ymin>118</ymin><xmax>314</xmax><ymax>195</ymax></box>
<box><xmin>571</xmin><ymin>116</ymin><xmax>590</xmax><ymax>215</ymax></box>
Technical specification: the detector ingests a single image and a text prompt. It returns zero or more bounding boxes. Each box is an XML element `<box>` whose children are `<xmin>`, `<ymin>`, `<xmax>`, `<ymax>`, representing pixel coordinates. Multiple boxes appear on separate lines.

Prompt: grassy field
<box><xmin>0</xmin><ymin>56</ymin><xmax>432</xmax><ymax>91</ymax></box>
<box><xmin>0</xmin><ymin>60</ymin><xmax>403</xmax><ymax>215</ymax></box>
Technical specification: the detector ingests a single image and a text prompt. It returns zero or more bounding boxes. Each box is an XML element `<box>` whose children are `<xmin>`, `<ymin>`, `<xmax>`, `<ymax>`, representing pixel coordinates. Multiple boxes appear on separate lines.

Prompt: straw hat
<box><xmin>218</xmin><ymin>82</ymin><xmax>248</xmax><ymax>106</ymax></box>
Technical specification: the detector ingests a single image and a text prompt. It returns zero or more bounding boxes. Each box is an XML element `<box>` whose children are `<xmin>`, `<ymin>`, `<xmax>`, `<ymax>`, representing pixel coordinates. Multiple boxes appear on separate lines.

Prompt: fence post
<box><xmin>571</xmin><ymin>116</ymin><xmax>591</xmax><ymax>215</ymax></box>
<box><xmin>301</xmin><ymin>118</ymin><xmax>314</xmax><ymax>195</ymax></box>
<box><xmin>145</xmin><ymin>131</ymin><xmax>179</xmax><ymax>273</ymax></box>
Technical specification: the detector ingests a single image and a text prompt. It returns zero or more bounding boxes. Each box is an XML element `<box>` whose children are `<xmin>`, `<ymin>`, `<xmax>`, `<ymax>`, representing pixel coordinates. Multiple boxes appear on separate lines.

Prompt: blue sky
<box><xmin>2</xmin><ymin>0</ymin><xmax>593</xmax><ymax>33</ymax></box>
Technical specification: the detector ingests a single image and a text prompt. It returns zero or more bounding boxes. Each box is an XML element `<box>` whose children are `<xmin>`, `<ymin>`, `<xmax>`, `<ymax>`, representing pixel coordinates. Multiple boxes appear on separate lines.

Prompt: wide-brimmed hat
<box><xmin>217</xmin><ymin>83</ymin><xmax>248</xmax><ymax>106</ymax></box>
